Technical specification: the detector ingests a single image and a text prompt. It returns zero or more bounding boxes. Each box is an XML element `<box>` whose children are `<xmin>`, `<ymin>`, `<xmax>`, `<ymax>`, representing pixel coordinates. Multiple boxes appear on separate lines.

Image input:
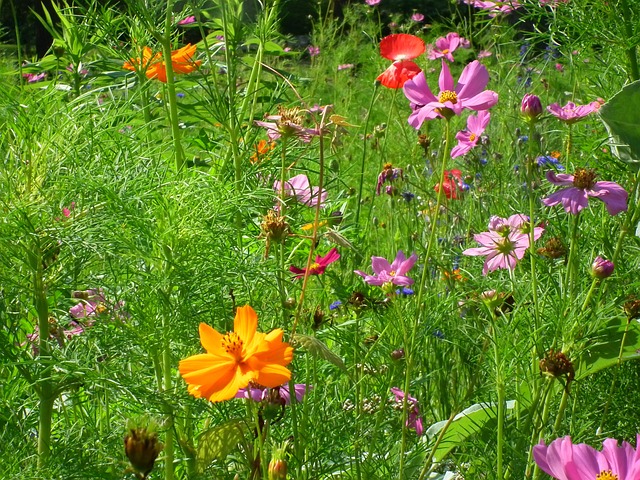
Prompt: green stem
<box><xmin>354</xmin><ymin>84</ymin><xmax>378</xmax><ymax>231</ymax></box>
<box><xmin>552</xmin><ymin>388</ymin><xmax>570</xmax><ymax>435</ymax></box>
<box><xmin>525</xmin><ymin>120</ymin><xmax>541</xmax><ymax>351</ymax></box>
<box><xmin>490</xmin><ymin>313</ymin><xmax>505</xmax><ymax>480</ymax></box>
<box><xmin>618</xmin><ymin>0</ymin><xmax>639</xmax><ymax>81</ymax></box>
<box><xmin>598</xmin><ymin>319</ymin><xmax>631</xmax><ymax>433</ymax></box>
<box><xmin>162</xmin><ymin>331</ymin><xmax>175</xmax><ymax>480</ymax></box>
<box><xmin>563</xmin><ymin>213</ymin><xmax>580</xmax><ymax>301</ymax></box>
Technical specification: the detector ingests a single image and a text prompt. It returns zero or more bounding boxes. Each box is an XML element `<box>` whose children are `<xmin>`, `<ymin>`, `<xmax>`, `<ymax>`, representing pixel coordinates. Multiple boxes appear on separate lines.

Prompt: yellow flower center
<box><xmin>438</xmin><ymin>90</ymin><xmax>458</xmax><ymax>104</ymax></box>
<box><xmin>596</xmin><ymin>470</ymin><xmax>618</xmax><ymax>480</ymax></box>
<box><xmin>389</xmin><ymin>270</ymin><xmax>396</xmax><ymax>276</ymax></box>
<box><xmin>573</xmin><ymin>167</ymin><xmax>597</xmax><ymax>190</ymax></box>
<box><xmin>310</xmin><ymin>262</ymin><xmax>321</xmax><ymax>272</ymax></box>
<box><xmin>495</xmin><ymin>237</ymin><xmax>515</xmax><ymax>255</ymax></box>
<box><xmin>221</xmin><ymin>332</ymin><xmax>244</xmax><ymax>359</ymax></box>
<box><xmin>469</xmin><ymin>133</ymin><xmax>477</xmax><ymax>142</ymax></box>
<box><xmin>442</xmin><ymin>49</ymin><xmax>450</xmax><ymax>54</ymax></box>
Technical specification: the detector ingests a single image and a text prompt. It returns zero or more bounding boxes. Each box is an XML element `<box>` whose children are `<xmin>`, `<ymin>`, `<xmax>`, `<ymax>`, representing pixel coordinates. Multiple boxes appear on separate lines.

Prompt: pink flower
<box><xmin>390</xmin><ymin>388</ymin><xmax>424</xmax><ymax>435</ymax></box>
<box><xmin>541</xmin><ymin>169</ymin><xmax>628</xmax><ymax>216</ymax></box>
<box><xmin>488</xmin><ymin>214</ymin><xmax>545</xmax><ymax>242</ymax></box>
<box><xmin>463</xmin><ymin>230</ymin><xmax>529</xmax><ymax>275</ymax></box>
<box><xmin>427</xmin><ymin>32</ymin><xmax>466</xmax><ymax>62</ymax></box>
<box><xmin>546</xmin><ymin>101</ymin><xmax>601</xmax><ymax>123</ymax></box>
<box><xmin>533</xmin><ymin>435</ymin><xmax>640</xmax><ymax>480</ymax></box>
<box><xmin>555</xmin><ymin>62</ymin><xmax>564</xmax><ymax>72</ymax></box>
<box><xmin>235</xmin><ymin>383</ymin><xmax>311</xmax><ymax>405</ymax></box>
<box><xmin>464</xmin><ymin>0</ymin><xmax>521</xmax><ymax>16</ymax></box>
<box><xmin>451</xmin><ymin>110</ymin><xmax>490</xmax><ymax>158</ymax></box>
<box><xmin>355</xmin><ymin>250</ymin><xmax>418</xmax><ymax>287</ymax></box>
<box><xmin>592</xmin><ymin>256</ymin><xmax>614</xmax><ymax>279</ymax></box>
<box><xmin>308</xmin><ymin>45</ymin><xmax>320</xmax><ymax>57</ymax></box>
<box><xmin>477</xmin><ymin>50</ymin><xmax>492</xmax><ymax>59</ymax></box>
<box><xmin>23</xmin><ymin>72</ymin><xmax>46</xmax><ymax>83</ymax></box>
<box><xmin>338</xmin><ymin>63</ymin><xmax>354</xmax><ymax>71</ymax></box>
<box><xmin>403</xmin><ymin>59</ymin><xmax>498</xmax><ymax>128</ymax></box>
<box><xmin>273</xmin><ymin>174</ymin><xmax>328</xmax><ymax>208</ymax></box>
<box><xmin>365</xmin><ymin>0</ymin><xmax>381</xmax><ymax>5</ymax></box>
<box><xmin>178</xmin><ymin>15</ymin><xmax>196</xmax><ymax>25</ymax></box>
<box><xmin>255</xmin><ymin>106</ymin><xmax>318</xmax><ymax>142</ymax></box>
<box><xmin>521</xmin><ymin>93</ymin><xmax>543</xmax><ymax>121</ymax></box>
<box><xmin>411</xmin><ymin>13</ymin><xmax>424</xmax><ymax>22</ymax></box>
<box><xmin>289</xmin><ymin>248</ymin><xmax>340</xmax><ymax>278</ymax></box>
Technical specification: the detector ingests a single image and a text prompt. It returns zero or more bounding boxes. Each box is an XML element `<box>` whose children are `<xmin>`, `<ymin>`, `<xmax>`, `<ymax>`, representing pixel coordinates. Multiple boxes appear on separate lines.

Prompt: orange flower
<box><xmin>123</xmin><ymin>44</ymin><xmax>201</xmax><ymax>83</ymax></box>
<box><xmin>179</xmin><ymin>305</ymin><xmax>293</xmax><ymax>403</ymax></box>
<box><xmin>250</xmin><ymin>139</ymin><xmax>275</xmax><ymax>164</ymax></box>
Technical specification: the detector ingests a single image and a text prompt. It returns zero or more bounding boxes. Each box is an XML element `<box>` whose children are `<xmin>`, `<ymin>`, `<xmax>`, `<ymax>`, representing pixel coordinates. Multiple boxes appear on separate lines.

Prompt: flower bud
<box><xmin>124</xmin><ymin>426</ymin><xmax>163</xmax><ymax>478</ymax></box>
<box><xmin>591</xmin><ymin>256</ymin><xmax>614</xmax><ymax>279</ymax></box>
<box><xmin>268</xmin><ymin>458</ymin><xmax>287</xmax><ymax>480</ymax></box>
<box><xmin>521</xmin><ymin>93</ymin><xmax>543</xmax><ymax>121</ymax></box>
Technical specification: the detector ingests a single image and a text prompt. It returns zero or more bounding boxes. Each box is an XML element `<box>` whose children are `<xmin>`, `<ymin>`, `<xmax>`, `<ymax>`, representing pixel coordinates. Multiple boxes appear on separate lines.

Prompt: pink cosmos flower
<box><xmin>464</xmin><ymin>0</ymin><xmax>521</xmax><ymax>16</ymax></box>
<box><xmin>365</xmin><ymin>0</ymin><xmax>381</xmax><ymax>5</ymax></box>
<box><xmin>403</xmin><ymin>60</ymin><xmax>498</xmax><ymax>128</ymax></box>
<box><xmin>23</xmin><ymin>72</ymin><xmax>46</xmax><ymax>83</ymax></box>
<box><xmin>355</xmin><ymin>250</ymin><xmax>418</xmax><ymax>286</ymax></box>
<box><xmin>308</xmin><ymin>45</ymin><xmax>320</xmax><ymax>57</ymax></box>
<box><xmin>290</xmin><ymin>248</ymin><xmax>340</xmax><ymax>278</ymax></box>
<box><xmin>235</xmin><ymin>383</ymin><xmax>311</xmax><ymax>405</ymax></box>
<box><xmin>463</xmin><ymin>230</ymin><xmax>529</xmax><ymax>275</ymax></box>
<box><xmin>178</xmin><ymin>15</ymin><xmax>196</xmax><ymax>25</ymax></box>
<box><xmin>338</xmin><ymin>63</ymin><xmax>354</xmax><ymax>71</ymax></box>
<box><xmin>451</xmin><ymin>110</ymin><xmax>490</xmax><ymax>158</ymax></box>
<box><xmin>533</xmin><ymin>435</ymin><xmax>640</xmax><ymax>480</ymax></box>
<box><xmin>427</xmin><ymin>32</ymin><xmax>466</xmax><ymax>62</ymax></box>
<box><xmin>411</xmin><ymin>13</ymin><xmax>425</xmax><ymax>22</ymax></box>
<box><xmin>546</xmin><ymin>101</ymin><xmax>601</xmax><ymax>123</ymax></box>
<box><xmin>273</xmin><ymin>174</ymin><xmax>328</xmax><ymax>208</ymax></box>
<box><xmin>541</xmin><ymin>169</ymin><xmax>628</xmax><ymax>216</ymax></box>
<box><xmin>390</xmin><ymin>388</ymin><xmax>424</xmax><ymax>435</ymax></box>
<box><xmin>477</xmin><ymin>50</ymin><xmax>492</xmax><ymax>59</ymax></box>
<box><xmin>488</xmin><ymin>214</ymin><xmax>545</xmax><ymax>242</ymax></box>
<box><xmin>255</xmin><ymin>107</ymin><xmax>318</xmax><ymax>143</ymax></box>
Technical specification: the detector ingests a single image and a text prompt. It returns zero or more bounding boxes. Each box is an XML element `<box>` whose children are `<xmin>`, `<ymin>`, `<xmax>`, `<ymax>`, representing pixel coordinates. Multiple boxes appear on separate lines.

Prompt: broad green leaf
<box><xmin>293</xmin><ymin>333</ymin><xmax>348</xmax><ymax>373</ymax></box>
<box><xmin>574</xmin><ymin>318</ymin><xmax>640</xmax><ymax>381</ymax></box>
<box><xmin>599</xmin><ymin>80</ymin><xmax>640</xmax><ymax>170</ymax></box>
<box><xmin>196</xmin><ymin>420</ymin><xmax>246</xmax><ymax>473</ymax></box>
<box><xmin>426</xmin><ymin>401</ymin><xmax>515</xmax><ymax>463</ymax></box>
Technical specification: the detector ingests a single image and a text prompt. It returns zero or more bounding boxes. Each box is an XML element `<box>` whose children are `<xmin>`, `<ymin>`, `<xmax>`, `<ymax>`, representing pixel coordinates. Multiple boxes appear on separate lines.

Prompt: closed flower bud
<box><xmin>124</xmin><ymin>426</ymin><xmax>163</xmax><ymax>478</ymax></box>
<box><xmin>521</xmin><ymin>93</ymin><xmax>543</xmax><ymax>121</ymax></box>
<box><xmin>268</xmin><ymin>458</ymin><xmax>287</xmax><ymax>480</ymax></box>
<box><xmin>591</xmin><ymin>256</ymin><xmax>614</xmax><ymax>279</ymax></box>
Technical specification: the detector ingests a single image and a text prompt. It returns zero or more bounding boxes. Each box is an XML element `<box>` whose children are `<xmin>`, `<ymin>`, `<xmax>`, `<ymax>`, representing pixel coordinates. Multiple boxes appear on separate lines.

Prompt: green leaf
<box><xmin>196</xmin><ymin>420</ymin><xmax>246</xmax><ymax>473</ymax></box>
<box><xmin>599</xmin><ymin>80</ymin><xmax>640</xmax><ymax>170</ymax></box>
<box><xmin>425</xmin><ymin>401</ymin><xmax>516</xmax><ymax>462</ymax></box>
<box><xmin>574</xmin><ymin>318</ymin><xmax>640</xmax><ymax>381</ymax></box>
<box><xmin>293</xmin><ymin>333</ymin><xmax>348</xmax><ymax>373</ymax></box>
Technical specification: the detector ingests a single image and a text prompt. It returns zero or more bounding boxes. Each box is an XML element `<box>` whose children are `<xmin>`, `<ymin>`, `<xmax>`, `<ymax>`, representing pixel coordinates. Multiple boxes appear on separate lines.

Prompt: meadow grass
<box><xmin>1</xmin><ymin>0</ymin><xmax>640</xmax><ymax>479</ymax></box>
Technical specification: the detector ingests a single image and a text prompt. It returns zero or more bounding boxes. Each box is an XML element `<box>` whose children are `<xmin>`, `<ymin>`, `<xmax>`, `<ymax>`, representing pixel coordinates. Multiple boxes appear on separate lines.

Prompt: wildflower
<box><xmin>329</xmin><ymin>300</ymin><xmax>342</xmax><ymax>310</ymax></box>
<box><xmin>521</xmin><ymin>93</ymin><xmax>543</xmax><ymax>121</ymax></box>
<box><xmin>463</xmin><ymin>0</ymin><xmax>521</xmax><ymax>16</ymax></box>
<box><xmin>411</xmin><ymin>13</ymin><xmax>425</xmax><ymax>22</ymax></box>
<box><xmin>273</xmin><ymin>174</ymin><xmax>328</xmax><ymax>208</ymax></box>
<box><xmin>487</xmin><ymin>214</ymin><xmax>545</xmax><ymax>242</ymax></box>
<box><xmin>546</xmin><ymin>100</ymin><xmax>601</xmax><ymax>124</ymax></box>
<box><xmin>179</xmin><ymin>305</ymin><xmax>294</xmax><ymax>403</ymax></box>
<box><xmin>427</xmin><ymin>32</ymin><xmax>467</xmax><ymax>63</ymax></box>
<box><xmin>365</xmin><ymin>0</ymin><xmax>381</xmax><ymax>5</ymax></box>
<box><xmin>376</xmin><ymin>163</ymin><xmax>404</xmax><ymax>195</ymax></box>
<box><xmin>355</xmin><ymin>250</ymin><xmax>418</xmax><ymax>287</ymax></box>
<box><xmin>555</xmin><ymin>62</ymin><xmax>564</xmax><ymax>72</ymax></box>
<box><xmin>255</xmin><ymin>106</ymin><xmax>318</xmax><ymax>143</ymax></box>
<box><xmin>541</xmin><ymin>169</ymin><xmax>628</xmax><ymax>216</ymax></box>
<box><xmin>591</xmin><ymin>256</ymin><xmax>614</xmax><ymax>279</ymax></box>
<box><xmin>23</xmin><ymin>72</ymin><xmax>47</xmax><ymax>83</ymax></box>
<box><xmin>250</xmin><ymin>139</ymin><xmax>275</xmax><ymax>164</ymax></box>
<box><xmin>451</xmin><ymin>110</ymin><xmax>490</xmax><ymax>158</ymax></box>
<box><xmin>307</xmin><ymin>45</ymin><xmax>320</xmax><ymax>57</ymax></box>
<box><xmin>235</xmin><ymin>383</ymin><xmax>310</xmax><ymax>405</ymax></box>
<box><xmin>390</xmin><ymin>388</ymin><xmax>424</xmax><ymax>435</ymax></box>
<box><xmin>477</xmin><ymin>50</ymin><xmax>492</xmax><ymax>59</ymax></box>
<box><xmin>376</xmin><ymin>34</ymin><xmax>425</xmax><ymax>89</ymax></box>
<box><xmin>536</xmin><ymin>154</ymin><xmax>565</xmax><ymax>170</ymax></box>
<box><xmin>533</xmin><ymin>435</ymin><xmax>640</xmax><ymax>480</ymax></box>
<box><xmin>338</xmin><ymin>63</ymin><xmax>354</xmax><ymax>71</ymax></box>
<box><xmin>289</xmin><ymin>248</ymin><xmax>340</xmax><ymax>278</ymax></box>
<box><xmin>124</xmin><ymin>426</ymin><xmax>163</xmax><ymax>479</ymax></box>
<box><xmin>178</xmin><ymin>15</ymin><xmax>196</xmax><ymax>25</ymax></box>
<box><xmin>123</xmin><ymin>44</ymin><xmax>201</xmax><ymax>83</ymax></box>
<box><xmin>463</xmin><ymin>230</ymin><xmax>530</xmax><ymax>275</ymax></box>
<box><xmin>403</xmin><ymin>59</ymin><xmax>498</xmax><ymax>128</ymax></box>
<box><xmin>434</xmin><ymin>169</ymin><xmax>465</xmax><ymax>199</ymax></box>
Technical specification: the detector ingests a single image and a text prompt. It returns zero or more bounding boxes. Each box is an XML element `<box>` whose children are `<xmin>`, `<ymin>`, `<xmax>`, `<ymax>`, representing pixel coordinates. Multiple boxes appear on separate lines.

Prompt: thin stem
<box><xmin>618</xmin><ymin>0</ymin><xmax>639</xmax><ymax>80</ymax></box>
<box><xmin>354</xmin><ymin>84</ymin><xmax>379</xmax><ymax>230</ymax></box>
<box><xmin>598</xmin><ymin>319</ymin><xmax>631</xmax><ymax>432</ymax></box>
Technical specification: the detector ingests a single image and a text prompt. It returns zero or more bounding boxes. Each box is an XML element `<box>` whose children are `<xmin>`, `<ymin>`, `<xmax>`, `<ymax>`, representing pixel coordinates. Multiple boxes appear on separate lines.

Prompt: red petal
<box><xmin>379</xmin><ymin>34</ymin><xmax>426</xmax><ymax>61</ymax></box>
<box><xmin>376</xmin><ymin>61</ymin><xmax>422</xmax><ymax>89</ymax></box>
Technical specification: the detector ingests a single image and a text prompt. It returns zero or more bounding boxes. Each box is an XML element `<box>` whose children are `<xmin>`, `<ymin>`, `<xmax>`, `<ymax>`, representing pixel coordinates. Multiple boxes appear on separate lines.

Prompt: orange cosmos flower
<box><xmin>123</xmin><ymin>44</ymin><xmax>201</xmax><ymax>83</ymax></box>
<box><xmin>376</xmin><ymin>34</ymin><xmax>425</xmax><ymax>89</ymax></box>
<box><xmin>179</xmin><ymin>305</ymin><xmax>293</xmax><ymax>403</ymax></box>
<box><xmin>250</xmin><ymin>139</ymin><xmax>275</xmax><ymax>164</ymax></box>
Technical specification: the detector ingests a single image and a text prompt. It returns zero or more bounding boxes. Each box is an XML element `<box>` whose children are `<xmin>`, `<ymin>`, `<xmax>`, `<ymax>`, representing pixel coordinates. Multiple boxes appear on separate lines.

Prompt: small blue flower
<box><xmin>433</xmin><ymin>329</ymin><xmax>445</xmax><ymax>339</ymax></box>
<box><xmin>177</xmin><ymin>92</ymin><xmax>185</xmax><ymax>98</ymax></box>
<box><xmin>401</xmin><ymin>191</ymin><xmax>415</xmax><ymax>202</ymax></box>
<box><xmin>395</xmin><ymin>287</ymin><xmax>414</xmax><ymax>296</ymax></box>
<box><xmin>329</xmin><ymin>300</ymin><xmax>342</xmax><ymax>310</ymax></box>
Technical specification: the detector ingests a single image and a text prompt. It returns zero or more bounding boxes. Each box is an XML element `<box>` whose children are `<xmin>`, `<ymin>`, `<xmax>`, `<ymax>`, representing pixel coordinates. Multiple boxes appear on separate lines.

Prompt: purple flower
<box><xmin>235</xmin><ymin>383</ymin><xmax>311</xmax><ymax>405</ymax></box>
<box><xmin>403</xmin><ymin>59</ymin><xmax>498</xmax><ymax>128</ymax></box>
<box><xmin>521</xmin><ymin>93</ymin><xmax>543</xmax><ymax>121</ymax></box>
<box><xmin>307</xmin><ymin>45</ymin><xmax>320</xmax><ymax>57</ymax></box>
<box><xmin>365</xmin><ymin>0</ymin><xmax>381</xmax><ymax>5</ymax></box>
<box><xmin>273</xmin><ymin>174</ymin><xmax>328</xmax><ymax>208</ymax></box>
<box><xmin>411</xmin><ymin>13</ymin><xmax>424</xmax><ymax>22</ymax></box>
<box><xmin>533</xmin><ymin>435</ymin><xmax>640</xmax><ymax>480</ymax></box>
<box><xmin>592</xmin><ymin>256</ymin><xmax>614</xmax><ymax>279</ymax></box>
<box><xmin>376</xmin><ymin>163</ymin><xmax>404</xmax><ymax>195</ymax></box>
<box><xmin>451</xmin><ymin>110</ymin><xmax>490</xmax><ymax>158</ymax></box>
<box><xmin>541</xmin><ymin>169</ymin><xmax>628</xmax><ymax>216</ymax></box>
<box><xmin>355</xmin><ymin>250</ymin><xmax>418</xmax><ymax>287</ymax></box>
<box><xmin>178</xmin><ymin>15</ymin><xmax>196</xmax><ymax>25</ymax></box>
<box><xmin>390</xmin><ymin>388</ymin><xmax>424</xmax><ymax>435</ymax></box>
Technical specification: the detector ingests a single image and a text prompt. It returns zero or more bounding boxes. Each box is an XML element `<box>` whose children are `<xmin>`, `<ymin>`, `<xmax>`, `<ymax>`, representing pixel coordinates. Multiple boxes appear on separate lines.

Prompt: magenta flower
<box><xmin>477</xmin><ymin>50</ymin><xmax>492</xmax><ymax>59</ymax></box>
<box><xmin>178</xmin><ymin>15</ymin><xmax>196</xmax><ymax>25</ymax></box>
<box><xmin>546</xmin><ymin>100</ymin><xmax>601</xmax><ymax>123</ymax></box>
<box><xmin>390</xmin><ymin>388</ymin><xmax>424</xmax><ymax>435</ymax></box>
<box><xmin>521</xmin><ymin>93</ymin><xmax>543</xmax><ymax>121</ymax></box>
<box><xmin>541</xmin><ymin>169</ymin><xmax>628</xmax><ymax>216</ymax></box>
<box><xmin>451</xmin><ymin>110</ymin><xmax>490</xmax><ymax>158</ymax></box>
<box><xmin>355</xmin><ymin>250</ymin><xmax>418</xmax><ymax>287</ymax></box>
<box><xmin>235</xmin><ymin>383</ymin><xmax>311</xmax><ymax>405</ymax></box>
<box><xmin>273</xmin><ymin>174</ymin><xmax>328</xmax><ymax>208</ymax></box>
<box><xmin>533</xmin><ymin>435</ymin><xmax>640</xmax><ymax>480</ymax></box>
<box><xmin>592</xmin><ymin>256</ymin><xmax>614</xmax><ymax>279</ymax></box>
<box><xmin>403</xmin><ymin>60</ymin><xmax>498</xmax><ymax>128</ymax></box>
<box><xmin>411</xmin><ymin>13</ymin><xmax>425</xmax><ymax>22</ymax></box>
<box><xmin>290</xmin><ymin>248</ymin><xmax>340</xmax><ymax>278</ymax></box>
<box><xmin>464</xmin><ymin>0</ymin><xmax>521</xmax><ymax>16</ymax></box>
<box><xmin>427</xmin><ymin>32</ymin><xmax>466</xmax><ymax>62</ymax></box>
<box><xmin>23</xmin><ymin>72</ymin><xmax>46</xmax><ymax>83</ymax></box>
<box><xmin>308</xmin><ymin>45</ymin><xmax>320</xmax><ymax>57</ymax></box>
<box><xmin>463</xmin><ymin>230</ymin><xmax>529</xmax><ymax>275</ymax></box>
<box><xmin>365</xmin><ymin>0</ymin><xmax>381</xmax><ymax>5</ymax></box>
<box><xmin>255</xmin><ymin>107</ymin><xmax>318</xmax><ymax>143</ymax></box>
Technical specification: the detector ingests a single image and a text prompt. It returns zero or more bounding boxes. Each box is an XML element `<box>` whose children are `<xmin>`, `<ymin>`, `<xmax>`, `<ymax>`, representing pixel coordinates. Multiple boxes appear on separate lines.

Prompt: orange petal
<box><xmin>179</xmin><ymin>354</ymin><xmax>236</xmax><ymax>385</ymax></box>
<box><xmin>203</xmin><ymin>367</ymin><xmax>256</xmax><ymax>402</ymax></box>
<box><xmin>198</xmin><ymin>323</ymin><xmax>223</xmax><ymax>353</ymax></box>
<box><xmin>255</xmin><ymin>363</ymin><xmax>292</xmax><ymax>388</ymax></box>
<box><xmin>376</xmin><ymin>61</ymin><xmax>422</xmax><ymax>89</ymax></box>
<box><xmin>234</xmin><ymin>305</ymin><xmax>258</xmax><ymax>346</ymax></box>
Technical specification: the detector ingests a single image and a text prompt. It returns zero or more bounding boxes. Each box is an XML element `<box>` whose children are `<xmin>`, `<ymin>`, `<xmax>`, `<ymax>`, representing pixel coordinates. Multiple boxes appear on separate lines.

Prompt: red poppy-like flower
<box><xmin>434</xmin><ymin>169</ymin><xmax>465</xmax><ymax>199</ymax></box>
<box><xmin>376</xmin><ymin>34</ymin><xmax>425</xmax><ymax>89</ymax></box>
<box><xmin>290</xmin><ymin>248</ymin><xmax>340</xmax><ymax>278</ymax></box>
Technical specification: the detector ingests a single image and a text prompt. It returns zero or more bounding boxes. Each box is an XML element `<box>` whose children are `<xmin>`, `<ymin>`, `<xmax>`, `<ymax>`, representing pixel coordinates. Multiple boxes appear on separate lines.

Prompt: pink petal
<box><xmin>590</xmin><ymin>181</ymin><xmax>628</xmax><ymax>216</ymax></box>
<box><xmin>403</xmin><ymin>72</ymin><xmax>438</xmax><ymax>106</ymax></box>
<box><xmin>371</xmin><ymin>255</ymin><xmax>392</xmax><ymax>274</ymax></box>
<box><xmin>461</xmin><ymin>90</ymin><xmax>499</xmax><ymax>112</ymax></box>
<box><xmin>542</xmin><ymin>187</ymin><xmax>589</xmax><ymax>214</ymax></box>
<box><xmin>438</xmin><ymin>60</ymin><xmax>454</xmax><ymax>92</ymax></box>
<box><xmin>456</xmin><ymin>61</ymin><xmax>490</xmax><ymax>99</ymax></box>
<box><xmin>545</xmin><ymin>170</ymin><xmax>575</xmax><ymax>186</ymax></box>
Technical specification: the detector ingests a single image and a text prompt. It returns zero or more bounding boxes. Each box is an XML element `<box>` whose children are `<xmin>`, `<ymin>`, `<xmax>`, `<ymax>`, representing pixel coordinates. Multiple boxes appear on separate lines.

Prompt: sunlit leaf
<box><xmin>196</xmin><ymin>420</ymin><xmax>246</xmax><ymax>473</ymax></box>
<box><xmin>292</xmin><ymin>333</ymin><xmax>347</xmax><ymax>373</ymax></box>
<box><xmin>599</xmin><ymin>80</ymin><xmax>640</xmax><ymax>170</ymax></box>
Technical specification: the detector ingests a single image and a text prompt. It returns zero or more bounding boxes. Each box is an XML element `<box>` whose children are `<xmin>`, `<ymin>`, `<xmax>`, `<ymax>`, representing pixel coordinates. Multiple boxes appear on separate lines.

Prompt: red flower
<box><xmin>290</xmin><ymin>248</ymin><xmax>340</xmax><ymax>278</ymax></box>
<box><xmin>434</xmin><ymin>169</ymin><xmax>464</xmax><ymax>199</ymax></box>
<box><xmin>376</xmin><ymin>34</ymin><xmax>425</xmax><ymax>89</ymax></box>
